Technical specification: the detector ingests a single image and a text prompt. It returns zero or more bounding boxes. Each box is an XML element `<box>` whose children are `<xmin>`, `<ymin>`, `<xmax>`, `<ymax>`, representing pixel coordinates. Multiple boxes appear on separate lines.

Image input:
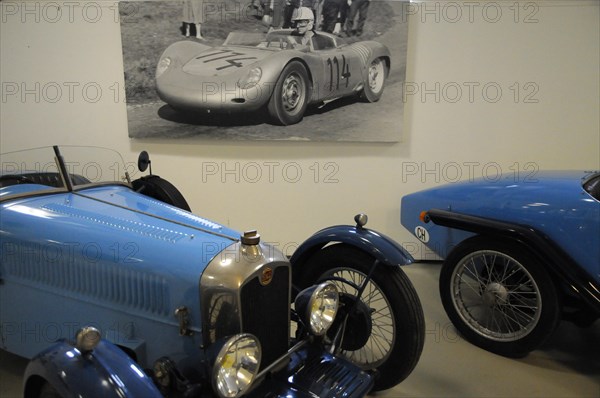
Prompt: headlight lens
<box><xmin>156</xmin><ymin>57</ymin><xmax>171</xmax><ymax>78</ymax></box>
<box><xmin>295</xmin><ymin>282</ymin><xmax>339</xmax><ymax>336</ymax></box>
<box><xmin>238</xmin><ymin>67</ymin><xmax>262</xmax><ymax>89</ymax></box>
<box><xmin>213</xmin><ymin>334</ymin><xmax>261</xmax><ymax>398</ymax></box>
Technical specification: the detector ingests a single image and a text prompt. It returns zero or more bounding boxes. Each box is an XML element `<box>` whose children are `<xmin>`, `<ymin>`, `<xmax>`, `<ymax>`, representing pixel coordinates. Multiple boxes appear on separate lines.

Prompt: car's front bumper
<box><xmin>248</xmin><ymin>343</ymin><xmax>374</xmax><ymax>398</ymax></box>
<box><xmin>156</xmin><ymin>69</ymin><xmax>273</xmax><ymax>113</ymax></box>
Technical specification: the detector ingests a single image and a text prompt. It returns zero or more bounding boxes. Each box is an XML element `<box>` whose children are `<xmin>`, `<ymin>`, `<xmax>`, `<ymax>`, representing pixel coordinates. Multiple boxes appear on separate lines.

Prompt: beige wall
<box><xmin>1</xmin><ymin>1</ymin><xmax>599</xmax><ymax>259</ymax></box>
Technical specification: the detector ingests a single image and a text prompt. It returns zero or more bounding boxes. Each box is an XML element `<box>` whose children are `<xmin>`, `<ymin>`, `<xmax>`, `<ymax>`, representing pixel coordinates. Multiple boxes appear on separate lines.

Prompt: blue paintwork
<box><xmin>400</xmin><ymin>171</ymin><xmax>600</xmax><ymax>283</ymax></box>
<box><xmin>24</xmin><ymin>339</ymin><xmax>161</xmax><ymax>398</ymax></box>
<box><xmin>0</xmin><ymin>185</ymin><xmax>237</xmax><ymax>364</ymax></box>
<box><xmin>291</xmin><ymin>225</ymin><xmax>415</xmax><ymax>267</ymax></box>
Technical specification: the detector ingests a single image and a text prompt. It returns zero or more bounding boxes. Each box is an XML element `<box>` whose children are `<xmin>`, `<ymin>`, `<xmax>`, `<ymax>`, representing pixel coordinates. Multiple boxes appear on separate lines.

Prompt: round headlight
<box><xmin>238</xmin><ymin>67</ymin><xmax>262</xmax><ymax>89</ymax></box>
<box><xmin>156</xmin><ymin>57</ymin><xmax>171</xmax><ymax>78</ymax></box>
<box><xmin>213</xmin><ymin>334</ymin><xmax>261</xmax><ymax>398</ymax></box>
<box><xmin>296</xmin><ymin>282</ymin><xmax>339</xmax><ymax>336</ymax></box>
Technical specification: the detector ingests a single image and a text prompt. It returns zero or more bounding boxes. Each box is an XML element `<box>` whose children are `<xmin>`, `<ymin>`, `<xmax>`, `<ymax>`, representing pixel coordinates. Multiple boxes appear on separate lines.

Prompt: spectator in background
<box><xmin>183</xmin><ymin>0</ymin><xmax>204</xmax><ymax>40</ymax></box>
<box><xmin>345</xmin><ymin>0</ymin><xmax>370</xmax><ymax>37</ymax></box>
<box><xmin>321</xmin><ymin>0</ymin><xmax>344</xmax><ymax>33</ymax></box>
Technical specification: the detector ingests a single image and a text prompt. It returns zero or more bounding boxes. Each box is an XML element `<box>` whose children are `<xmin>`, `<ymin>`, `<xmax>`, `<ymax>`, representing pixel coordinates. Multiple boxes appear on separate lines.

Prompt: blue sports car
<box><xmin>401</xmin><ymin>171</ymin><xmax>599</xmax><ymax>357</ymax></box>
<box><xmin>0</xmin><ymin>145</ymin><xmax>424</xmax><ymax>397</ymax></box>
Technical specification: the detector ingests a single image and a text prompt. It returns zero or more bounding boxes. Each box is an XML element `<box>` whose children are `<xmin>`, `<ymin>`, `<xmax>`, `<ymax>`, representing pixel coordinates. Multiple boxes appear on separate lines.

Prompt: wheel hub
<box><xmin>328</xmin><ymin>293</ymin><xmax>373</xmax><ymax>351</ymax></box>
<box><xmin>283</xmin><ymin>76</ymin><xmax>300</xmax><ymax>110</ymax></box>
<box><xmin>482</xmin><ymin>282</ymin><xmax>509</xmax><ymax>307</ymax></box>
<box><xmin>369</xmin><ymin>67</ymin><xmax>379</xmax><ymax>89</ymax></box>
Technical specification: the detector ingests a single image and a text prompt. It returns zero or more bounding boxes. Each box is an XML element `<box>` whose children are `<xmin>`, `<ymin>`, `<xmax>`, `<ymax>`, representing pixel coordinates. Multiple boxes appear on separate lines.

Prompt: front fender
<box><xmin>291</xmin><ymin>225</ymin><xmax>414</xmax><ymax>272</ymax></box>
<box><xmin>23</xmin><ymin>339</ymin><xmax>161</xmax><ymax>398</ymax></box>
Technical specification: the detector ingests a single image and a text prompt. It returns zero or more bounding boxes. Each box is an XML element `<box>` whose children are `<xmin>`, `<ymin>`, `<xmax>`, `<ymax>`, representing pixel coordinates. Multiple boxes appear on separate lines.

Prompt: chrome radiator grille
<box><xmin>240</xmin><ymin>266</ymin><xmax>290</xmax><ymax>369</ymax></box>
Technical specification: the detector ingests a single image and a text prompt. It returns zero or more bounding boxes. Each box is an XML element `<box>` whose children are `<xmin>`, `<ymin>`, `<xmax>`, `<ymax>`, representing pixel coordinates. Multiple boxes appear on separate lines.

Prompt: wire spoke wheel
<box><xmin>440</xmin><ymin>237</ymin><xmax>560</xmax><ymax>357</ymax></box>
<box><xmin>297</xmin><ymin>244</ymin><xmax>424</xmax><ymax>391</ymax></box>
<box><xmin>451</xmin><ymin>250</ymin><xmax>541</xmax><ymax>341</ymax></box>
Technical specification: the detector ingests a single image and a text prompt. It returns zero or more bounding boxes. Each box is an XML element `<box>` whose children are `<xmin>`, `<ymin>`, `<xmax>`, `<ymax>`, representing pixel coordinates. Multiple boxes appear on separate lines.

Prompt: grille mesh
<box><xmin>241</xmin><ymin>266</ymin><xmax>290</xmax><ymax>369</ymax></box>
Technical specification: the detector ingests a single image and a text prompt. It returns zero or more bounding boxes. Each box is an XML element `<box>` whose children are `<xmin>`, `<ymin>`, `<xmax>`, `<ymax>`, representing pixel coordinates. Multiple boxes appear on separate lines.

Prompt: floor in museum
<box><xmin>1</xmin><ymin>262</ymin><xmax>598</xmax><ymax>397</ymax></box>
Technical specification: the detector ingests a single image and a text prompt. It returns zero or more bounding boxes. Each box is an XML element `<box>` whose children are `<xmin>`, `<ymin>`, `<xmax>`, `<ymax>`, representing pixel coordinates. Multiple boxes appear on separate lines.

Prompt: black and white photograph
<box><xmin>120</xmin><ymin>0</ymin><xmax>409</xmax><ymax>141</ymax></box>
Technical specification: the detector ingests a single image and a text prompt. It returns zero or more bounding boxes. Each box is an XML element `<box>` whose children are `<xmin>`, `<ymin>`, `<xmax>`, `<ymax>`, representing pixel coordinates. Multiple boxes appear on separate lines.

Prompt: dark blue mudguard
<box><xmin>24</xmin><ymin>339</ymin><xmax>372</xmax><ymax>397</ymax></box>
<box><xmin>23</xmin><ymin>339</ymin><xmax>161</xmax><ymax>398</ymax></box>
<box><xmin>249</xmin><ymin>343</ymin><xmax>374</xmax><ymax>398</ymax></box>
<box><xmin>291</xmin><ymin>224</ymin><xmax>414</xmax><ymax>269</ymax></box>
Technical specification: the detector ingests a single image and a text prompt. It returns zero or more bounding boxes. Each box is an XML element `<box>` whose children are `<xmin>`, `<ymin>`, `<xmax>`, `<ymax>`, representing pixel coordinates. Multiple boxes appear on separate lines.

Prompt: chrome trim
<box><xmin>200</xmin><ymin>241</ymin><xmax>290</xmax><ymax>347</ymax></box>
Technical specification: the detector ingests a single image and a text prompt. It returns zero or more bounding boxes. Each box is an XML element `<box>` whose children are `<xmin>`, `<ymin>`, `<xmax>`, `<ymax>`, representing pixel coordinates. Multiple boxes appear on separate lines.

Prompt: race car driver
<box><xmin>290</xmin><ymin>7</ymin><xmax>315</xmax><ymax>47</ymax></box>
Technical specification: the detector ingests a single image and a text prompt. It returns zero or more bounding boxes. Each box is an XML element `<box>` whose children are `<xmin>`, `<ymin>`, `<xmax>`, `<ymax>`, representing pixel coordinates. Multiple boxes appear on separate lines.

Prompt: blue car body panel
<box><xmin>401</xmin><ymin>171</ymin><xmax>600</xmax><ymax>283</ymax></box>
<box><xmin>1</xmin><ymin>185</ymin><xmax>237</xmax><ymax>363</ymax></box>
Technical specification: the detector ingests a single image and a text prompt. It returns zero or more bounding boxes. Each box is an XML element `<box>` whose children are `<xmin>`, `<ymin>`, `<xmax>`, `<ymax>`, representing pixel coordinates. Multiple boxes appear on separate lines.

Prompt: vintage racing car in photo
<box><xmin>0</xmin><ymin>145</ymin><xmax>424</xmax><ymax>397</ymax></box>
<box><xmin>400</xmin><ymin>171</ymin><xmax>600</xmax><ymax>357</ymax></box>
<box><xmin>155</xmin><ymin>28</ymin><xmax>390</xmax><ymax>125</ymax></box>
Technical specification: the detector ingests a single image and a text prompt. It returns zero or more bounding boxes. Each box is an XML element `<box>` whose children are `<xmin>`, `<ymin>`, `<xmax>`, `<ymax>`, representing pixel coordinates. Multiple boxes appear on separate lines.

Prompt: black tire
<box><xmin>268</xmin><ymin>61</ymin><xmax>310</xmax><ymax>125</ymax></box>
<box><xmin>359</xmin><ymin>57</ymin><xmax>388</xmax><ymax>102</ymax></box>
<box><xmin>297</xmin><ymin>244</ymin><xmax>425</xmax><ymax>391</ymax></box>
<box><xmin>132</xmin><ymin>175</ymin><xmax>191</xmax><ymax>212</ymax></box>
<box><xmin>439</xmin><ymin>236</ymin><xmax>561</xmax><ymax>357</ymax></box>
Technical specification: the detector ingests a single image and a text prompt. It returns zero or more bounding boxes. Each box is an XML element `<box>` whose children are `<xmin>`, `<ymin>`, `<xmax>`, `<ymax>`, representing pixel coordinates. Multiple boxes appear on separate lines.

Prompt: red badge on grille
<box><xmin>260</xmin><ymin>267</ymin><xmax>273</xmax><ymax>286</ymax></box>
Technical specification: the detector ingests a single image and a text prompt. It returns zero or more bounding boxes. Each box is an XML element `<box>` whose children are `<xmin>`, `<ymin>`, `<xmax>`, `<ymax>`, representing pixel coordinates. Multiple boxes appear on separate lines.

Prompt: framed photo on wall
<box><xmin>120</xmin><ymin>0</ymin><xmax>409</xmax><ymax>141</ymax></box>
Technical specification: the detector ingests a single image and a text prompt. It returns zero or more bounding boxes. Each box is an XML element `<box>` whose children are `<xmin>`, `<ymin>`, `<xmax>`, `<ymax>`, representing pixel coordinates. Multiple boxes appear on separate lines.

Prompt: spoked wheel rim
<box><xmin>367</xmin><ymin>59</ymin><xmax>385</xmax><ymax>94</ymax></box>
<box><xmin>450</xmin><ymin>250</ymin><xmax>542</xmax><ymax>342</ymax></box>
<box><xmin>321</xmin><ymin>267</ymin><xmax>395</xmax><ymax>369</ymax></box>
<box><xmin>281</xmin><ymin>72</ymin><xmax>305</xmax><ymax>115</ymax></box>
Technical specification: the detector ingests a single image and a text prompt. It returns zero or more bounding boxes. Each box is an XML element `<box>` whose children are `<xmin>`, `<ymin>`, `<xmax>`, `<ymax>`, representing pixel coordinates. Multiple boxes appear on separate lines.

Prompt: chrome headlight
<box><xmin>237</xmin><ymin>67</ymin><xmax>262</xmax><ymax>89</ymax></box>
<box><xmin>213</xmin><ymin>334</ymin><xmax>261</xmax><ymax>398</ymax></box>
<box><xmin>295</xmin><ymin>282</ymin><xmax>339</xmax><ymax>336</ymax></box>
<box><xmin>156</xmin><ymin>57</ymin><xmax>171</xmax><ymax>78</ymax></box>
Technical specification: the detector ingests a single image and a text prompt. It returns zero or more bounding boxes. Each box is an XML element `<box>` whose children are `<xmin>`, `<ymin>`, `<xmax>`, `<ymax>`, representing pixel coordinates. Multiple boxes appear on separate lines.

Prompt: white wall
<box><xmin>1</xmin><ymin>0</ymin><xmax>599</xmax><ymax>259</ymax></box>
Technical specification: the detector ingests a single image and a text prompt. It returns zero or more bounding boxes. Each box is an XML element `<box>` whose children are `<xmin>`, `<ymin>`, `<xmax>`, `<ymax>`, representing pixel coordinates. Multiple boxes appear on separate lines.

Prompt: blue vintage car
<box><xmin>400</xmin><ymin>171</ymin><xmax>600</xmax><ymax>357</ymax></box>
<box><xmin>0</xmin><ymin>146</ymin><xmax>424</xmax><ymax>397</ymax></box>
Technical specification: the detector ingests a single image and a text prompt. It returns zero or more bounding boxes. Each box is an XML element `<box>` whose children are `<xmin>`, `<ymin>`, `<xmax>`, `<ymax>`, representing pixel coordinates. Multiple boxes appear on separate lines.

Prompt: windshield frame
<box><xmin>0</xmin><ymin>145</ymin><xmax>133</xmax><ymax>203</ymax></box>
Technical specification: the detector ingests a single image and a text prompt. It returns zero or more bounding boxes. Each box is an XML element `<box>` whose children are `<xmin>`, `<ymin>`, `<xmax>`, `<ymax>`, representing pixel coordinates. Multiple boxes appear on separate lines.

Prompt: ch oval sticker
<box><xmin>415</xmin><ymin>226</ymin><xmax>429</xmax><ymax>243</ymax></box>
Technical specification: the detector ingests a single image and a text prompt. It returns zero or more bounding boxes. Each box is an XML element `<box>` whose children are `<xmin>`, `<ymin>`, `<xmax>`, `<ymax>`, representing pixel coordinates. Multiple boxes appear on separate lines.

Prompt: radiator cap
<box><xmin>241</xmin><ymin>230</ymin><xmax>260</xmax><ymax>245</ymax></box>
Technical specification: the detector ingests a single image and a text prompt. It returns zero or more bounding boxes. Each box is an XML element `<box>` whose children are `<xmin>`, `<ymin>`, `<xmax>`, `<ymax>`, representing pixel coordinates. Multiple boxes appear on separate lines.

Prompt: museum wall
<box><xmin>1</xmin><ymin>0</ymin><xmax>599</xmax><ymax>260</ymax></box>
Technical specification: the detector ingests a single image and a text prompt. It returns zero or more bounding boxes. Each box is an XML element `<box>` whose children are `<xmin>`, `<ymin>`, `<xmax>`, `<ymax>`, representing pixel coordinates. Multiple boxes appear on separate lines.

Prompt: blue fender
<box><xmin>291</xmin><ymin>224</ymin><xmax>414</xmax><ymax>272</ymax></box>
<box><xmin>23</xmin><ymin>339</ymin><xmax>161</xmax><ymax>398</ymax></box>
